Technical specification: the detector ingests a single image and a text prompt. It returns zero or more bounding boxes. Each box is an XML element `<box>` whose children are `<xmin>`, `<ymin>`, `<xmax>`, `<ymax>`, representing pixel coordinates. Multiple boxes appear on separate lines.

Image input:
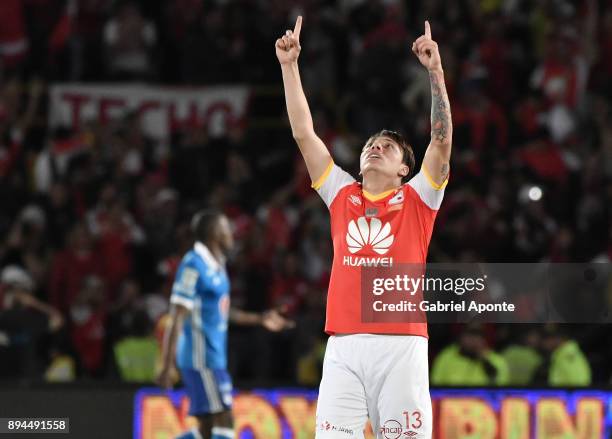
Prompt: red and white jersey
<box><xmin>313</xmin><ymin>160</ymin><xmax>447</xmax><ymax>337</ymax></box>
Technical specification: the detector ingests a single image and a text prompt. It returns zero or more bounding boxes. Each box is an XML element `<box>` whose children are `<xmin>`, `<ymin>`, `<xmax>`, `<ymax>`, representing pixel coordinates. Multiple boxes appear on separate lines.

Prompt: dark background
<box><xmin>0</xmin><ymin>0</ymin><xmax>610</xmax><ymax>390</ymax></box>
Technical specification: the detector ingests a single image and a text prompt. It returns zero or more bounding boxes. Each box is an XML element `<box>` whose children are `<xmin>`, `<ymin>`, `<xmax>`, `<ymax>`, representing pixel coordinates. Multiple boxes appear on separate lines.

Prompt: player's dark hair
<box><xmin>191</xmin><ymin>209</ymin><xmax>223</xmax><ymax>243</ymax></box>
<box><xmin>365</xmin><ymin>130</ymin><xmax>416</xmax><ymax>183</ymax></box>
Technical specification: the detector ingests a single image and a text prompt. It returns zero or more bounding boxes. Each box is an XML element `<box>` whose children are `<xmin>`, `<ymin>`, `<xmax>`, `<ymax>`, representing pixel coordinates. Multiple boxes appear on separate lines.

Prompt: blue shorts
<box><xmin>180</xmin><ymin>368</ymin><xmax>233</xmax><ymax>415</ymax></box>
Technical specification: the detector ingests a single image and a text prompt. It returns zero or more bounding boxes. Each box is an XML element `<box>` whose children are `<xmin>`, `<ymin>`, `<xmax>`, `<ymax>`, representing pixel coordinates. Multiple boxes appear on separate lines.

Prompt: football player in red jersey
<box><xmin>277</xmin><ymin>17</ymin><xmax>452</xmax><ymax>439</ymax></box>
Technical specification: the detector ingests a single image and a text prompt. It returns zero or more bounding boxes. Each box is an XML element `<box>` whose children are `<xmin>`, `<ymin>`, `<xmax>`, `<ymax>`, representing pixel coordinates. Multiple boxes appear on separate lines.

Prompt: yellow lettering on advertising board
<box><xmin>141</xmin><ymin>395</ymin><xmax>195</xmax><ymax>438</ymax></box>
<box><xmin>500</xmin><ymin>398</ymin><xmax>530</xmax><ymax>439</ymax></box>
<box><xmin>537</xmin><ymin>398</ymin><xmax>603</xmax><ymax>439</ymax></box>
<box><xmin>233</xmin><ymin>394</ymin><xmax>282</xmax><ymax>438</ymax></box>
<box><xmin>439</xmin><ymin>398</ymin><xmax>497</xmax><ymax>439</ymax></box>
<box><xmin>279</xmin><ymin>396</ymin><xmax>316</xmax><ymax>439</ymax></box>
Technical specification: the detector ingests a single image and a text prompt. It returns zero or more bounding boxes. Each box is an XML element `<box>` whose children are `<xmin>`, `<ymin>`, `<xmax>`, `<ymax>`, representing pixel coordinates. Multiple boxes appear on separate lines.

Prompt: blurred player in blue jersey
<box><xmin>157</xmin><ymin>209</ymin><xmax>293</xmax><ymax>439</ymax></box>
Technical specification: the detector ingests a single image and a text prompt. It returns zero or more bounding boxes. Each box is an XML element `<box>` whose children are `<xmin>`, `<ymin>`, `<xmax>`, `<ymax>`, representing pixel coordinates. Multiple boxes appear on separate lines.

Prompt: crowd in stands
<box><xmin>0</xmin><ymin>0</ymin><xmax>611</xmax><ymax>387</ymax></box>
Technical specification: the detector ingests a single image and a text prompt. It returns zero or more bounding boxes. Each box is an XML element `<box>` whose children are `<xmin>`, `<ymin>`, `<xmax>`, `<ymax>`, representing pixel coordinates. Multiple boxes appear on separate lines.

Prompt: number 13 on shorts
<box><xmin>403</xmin><ymin>410</ymin><xmax>422</xmax><ymax>430</ymax></box>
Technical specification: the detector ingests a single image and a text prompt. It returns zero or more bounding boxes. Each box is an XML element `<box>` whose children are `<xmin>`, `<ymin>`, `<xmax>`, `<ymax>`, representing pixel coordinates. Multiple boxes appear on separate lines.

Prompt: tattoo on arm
<box><xmin>441</xmin><ymin>163</ymin><xmax>449</xmax><ymax>180</ymax></box>
<box><xmin>429</xmin><ymin>70</ymin><xmax>451</xmax><ymax>144</ymax></box>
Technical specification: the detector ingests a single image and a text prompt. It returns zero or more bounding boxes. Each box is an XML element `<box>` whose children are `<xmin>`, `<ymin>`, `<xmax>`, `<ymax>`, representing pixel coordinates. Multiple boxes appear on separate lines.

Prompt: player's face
<box><xmin>216</xmin><ymin>215</ymin><xmax>234</xmax><ymax>253</ymax></box>
<box><xmin>359</xmin><ymin>136</ymin><xmax>408</xmax><ymax>181</ymax></box>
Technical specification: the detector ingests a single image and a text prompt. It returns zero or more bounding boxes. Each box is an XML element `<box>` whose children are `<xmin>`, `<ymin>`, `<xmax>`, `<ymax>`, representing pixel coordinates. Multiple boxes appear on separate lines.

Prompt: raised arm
<box><xmin>412</xmin><ymin>21</ymin><xmax>452</xmax><ymax>186</ymax></box>
<box><xmin>276</xmin><ymin>16</ymin><xmax>331</xmax><ymax>183</ymax></box>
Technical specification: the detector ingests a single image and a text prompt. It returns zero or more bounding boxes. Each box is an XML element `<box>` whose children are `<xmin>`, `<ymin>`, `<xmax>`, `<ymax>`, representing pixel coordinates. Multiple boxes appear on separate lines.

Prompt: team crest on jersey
<box><xmin>349</xmin><ymin>194</ymin><xmax>362</xmax><ymax>206</ymax></box>
<box><xmin>346</xmin><ymin>217</ymin><xmax>394</xmax><ymax>255</ymax></box>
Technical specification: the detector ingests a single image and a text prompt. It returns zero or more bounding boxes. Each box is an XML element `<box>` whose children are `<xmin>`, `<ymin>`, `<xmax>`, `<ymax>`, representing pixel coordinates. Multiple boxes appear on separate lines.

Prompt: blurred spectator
<box><xmin>70</xmin><ymin>0</ymin><xmax>109</xmax><ymax>80</ymax></box>
<box><xmin>299</xmin><ymin>10</ymin><xmax>337</xmax><ymax>98</ymax></box>
<box><xmin>268</xmin><ymin>251</ymin><xmax>308</xmax><ymax>311</ymax></box>
<box><xmin>257</xmin><ymin>189</ymin><xmax>293</xmax><ymax>254</ymax></box>
<box><xmin>501</xmin><ymin>326</ymin><xmax>543</xmax><ymax>386</ymax></box>
<box><xmin>431</xmin><ymin>325</ymin><xmax>509</xmax><ymax>386</ymax></box>
<box><xmin>477</xmin><ymin>15</ymin><xmax>514</xmax><ymax>104</ymax></box>
<box><xmin>0</xmin><ymin>0</ymin><xmax>28</xmax><ymax>69</ymax></box>
<box><xmin>453</xmin><ymin>76</ymin><xmax>508</xmax><ymax>158</ymax></box>
<box><xmin>87</xmin><ymin>186</ymin><xmax>145</xmax><ymax>295</ymax></box>
<box><xmin>296</xmin><ymin>338</ymin><xmax>326</xmax><ymax>386</ymax></box>
<box><xmin>349</xmin><ymin>3</ymin><xmax>408</xmax><ymax>135</ymax></box>
<box><xmin>113</xmin><ymin>310</ymin><xmax>158</xmax><ymax>383</ymax></box>
<box><xmin>69</xmin><ymin>276</ymin><xmax>107</xmax><ymax>376</ymax></box>
<box><xmin>44</xmin><ymin>182</ymin><xmax>77</xmax><ymax>249</ymax></box>
<box><xmin>0</xmin><ymin>265</ymin><xmax>63</xmax><ymax>379</ymax></box>
<box><xmin>1</xmin><ymin>204</ymin><xmax>50</xmax><ymax>288</ymax></box>
<box><xmin>107</xmin><ymin>278</ymin><xmax>143</xmax><ymax>343</ymax></box>
<box><xmin>49</xmin><ymin>222</ymin><xmax>101</xmax><ymax>314</ymax></box>
<box><xmin>540</xmin><ymin>325</ymin><xmax>591</xmax><ymax>387</ymax></box>
<box><xmin>44</xmin><ymin>340</ymin><xmax>76</xmax><ymax>382</ymax></box>
<box><xmin>156</xmin><ymin>221</ymin><xmax>192</xmax><ymax>297</ymax></box>
<box><xmin>103</xmin><ymin>1</ymin><xmax>157</xmax><ymax>80</ymax></box>
<box><xmin>142</xmin><ymin>187</ymin><xmax>178</xmax><ymax>258</ymax></box>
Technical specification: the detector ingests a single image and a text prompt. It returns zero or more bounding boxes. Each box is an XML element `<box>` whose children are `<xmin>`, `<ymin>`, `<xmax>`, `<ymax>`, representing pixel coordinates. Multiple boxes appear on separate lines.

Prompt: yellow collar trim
<box><xmin>362</xmin><ymin>188</ymin><xmax>397</xmax><ymax>201</ymax></box>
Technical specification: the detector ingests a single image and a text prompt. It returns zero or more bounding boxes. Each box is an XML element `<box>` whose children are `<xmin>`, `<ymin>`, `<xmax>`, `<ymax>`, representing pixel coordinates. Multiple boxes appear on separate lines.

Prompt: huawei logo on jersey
<box><xmin>346</xmin><ymin>217</ymin><xmax>394</xmax><ymax>255</ymax></box>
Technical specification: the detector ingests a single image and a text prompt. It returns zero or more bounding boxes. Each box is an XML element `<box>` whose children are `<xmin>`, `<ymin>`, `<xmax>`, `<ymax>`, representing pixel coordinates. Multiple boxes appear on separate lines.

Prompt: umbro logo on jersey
<box><xmin>389</xmin><ymin>191</ymin><xmax>404</xmax><ymax>205</ymax></box>
<box><xmin>346</xmin><ymin>217</ymin><xmax>394</xmax><ymax>255</ymax></box>
<box><xmin>349</xmin><ymin>195</ymin><xmax>362</xmax><ymax>206</ymax></box>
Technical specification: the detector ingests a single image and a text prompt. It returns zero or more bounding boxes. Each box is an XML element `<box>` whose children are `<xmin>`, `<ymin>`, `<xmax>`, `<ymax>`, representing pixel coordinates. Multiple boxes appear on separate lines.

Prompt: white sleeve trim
<box><xmin>315</xmin><ymin>163</ymin><xmax>355</xmax><ymax>208</ymax></box>
<box><xmin>170</xmin><ymin>295</ymin><xmax>194</xmax><ymax>311</ymax></box>
<box><xmin>408</xmin><ymin>169</ymin><xmax>446</xmax><ymax>210</ymax></box>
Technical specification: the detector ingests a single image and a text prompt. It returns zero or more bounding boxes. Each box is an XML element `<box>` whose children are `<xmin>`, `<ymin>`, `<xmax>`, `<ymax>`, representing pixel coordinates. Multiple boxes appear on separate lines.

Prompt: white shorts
<box><xmin>315</xmin><ymin>334</ymin><xmax>432</xmax><ymax>439</ymax></box>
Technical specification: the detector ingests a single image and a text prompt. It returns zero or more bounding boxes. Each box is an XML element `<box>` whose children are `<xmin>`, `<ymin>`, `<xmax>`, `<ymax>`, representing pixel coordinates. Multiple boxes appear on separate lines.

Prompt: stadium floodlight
<box><xmin>528</xmin><ymin>186</ymin><xmax>543</xmax><ymax>202</ymax></box>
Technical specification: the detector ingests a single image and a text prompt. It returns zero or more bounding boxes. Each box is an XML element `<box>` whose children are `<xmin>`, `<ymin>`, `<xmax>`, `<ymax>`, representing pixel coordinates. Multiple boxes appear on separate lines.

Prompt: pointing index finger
<box><xmin>425</xmin><ymin>20</ymin><xmax>431</xmax><ymax>39</ymax></box>
<box><xmin>294</xmin><ymin>16</ymin><xmax>302</xmax><ymax>40</ymax></box>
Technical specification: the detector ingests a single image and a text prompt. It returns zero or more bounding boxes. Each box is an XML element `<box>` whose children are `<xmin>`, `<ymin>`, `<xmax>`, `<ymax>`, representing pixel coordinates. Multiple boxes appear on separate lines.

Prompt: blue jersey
<box><xmin>170</xmin><ymin>242</ymin><xmax>230</xmax><ymax>370</ymax></box>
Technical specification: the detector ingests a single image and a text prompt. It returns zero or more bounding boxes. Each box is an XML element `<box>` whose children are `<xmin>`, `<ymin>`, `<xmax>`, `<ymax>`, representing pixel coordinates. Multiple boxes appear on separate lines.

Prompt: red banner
<box><xmin>49</xmin><ymin>84</ymin><xmax>251</xmax><ymax>141</ymax></box>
